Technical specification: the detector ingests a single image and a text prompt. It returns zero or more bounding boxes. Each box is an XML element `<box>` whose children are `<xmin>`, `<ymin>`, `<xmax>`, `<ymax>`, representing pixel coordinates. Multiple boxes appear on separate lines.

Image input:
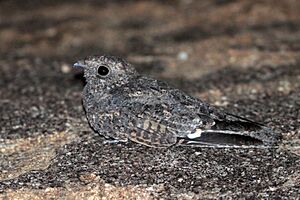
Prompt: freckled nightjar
<box><xmin>73</xmin><ymin>55</ymin><xmax>279</xmax><ymax>148</ymax></box>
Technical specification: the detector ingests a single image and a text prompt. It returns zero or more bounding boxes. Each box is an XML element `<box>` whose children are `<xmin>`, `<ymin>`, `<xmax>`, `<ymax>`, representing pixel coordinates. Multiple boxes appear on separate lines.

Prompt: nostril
<box><xmin>73</xmin><ymin>60</ymin><xmax>86</xmax><ymax>69</ymax></box>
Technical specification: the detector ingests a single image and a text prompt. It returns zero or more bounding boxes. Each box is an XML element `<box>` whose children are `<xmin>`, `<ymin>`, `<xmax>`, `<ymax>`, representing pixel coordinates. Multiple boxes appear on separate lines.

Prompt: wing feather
<box><xmin>114</xmin><ymin>76</ymin><xmax>278</xmax><ymax>147</ymax></box>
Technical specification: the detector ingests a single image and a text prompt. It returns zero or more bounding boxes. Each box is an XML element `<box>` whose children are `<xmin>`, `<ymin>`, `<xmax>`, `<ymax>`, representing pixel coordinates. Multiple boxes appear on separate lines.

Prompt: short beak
<box><xmin>73</xmin><ymin>60</ymin><xmax>86</xmax><ymax>69</ymax></box>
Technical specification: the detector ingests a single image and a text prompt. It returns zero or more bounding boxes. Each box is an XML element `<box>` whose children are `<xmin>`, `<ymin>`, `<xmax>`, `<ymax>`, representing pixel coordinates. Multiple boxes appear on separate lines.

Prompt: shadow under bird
<box><xmin>73</xmin><ymin>55</ymin><xmax>279</xmax><ymax>148</ymax></box>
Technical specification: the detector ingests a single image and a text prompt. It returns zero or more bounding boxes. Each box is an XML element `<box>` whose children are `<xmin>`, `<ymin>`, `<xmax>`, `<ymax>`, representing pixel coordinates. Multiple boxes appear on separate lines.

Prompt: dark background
<box><xmin>0</xmin><ymin>0</ymin><xmax>299</xmax><ymax>199</ymax></box>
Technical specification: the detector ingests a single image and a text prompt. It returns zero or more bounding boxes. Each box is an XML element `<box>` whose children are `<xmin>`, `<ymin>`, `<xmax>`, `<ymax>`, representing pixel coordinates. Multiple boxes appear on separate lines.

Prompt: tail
<box><xmin>180</xmin><ymin>114</ymin><xmax>280</xmax><ymax>148</ymax></box>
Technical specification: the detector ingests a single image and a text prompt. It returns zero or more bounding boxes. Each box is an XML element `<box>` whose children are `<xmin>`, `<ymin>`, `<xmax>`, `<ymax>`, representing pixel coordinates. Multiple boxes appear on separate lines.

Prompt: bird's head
<box><xmin>73</xmin><ymin>55</ymin><xmax>138</xmax><ymax>90</ymax></box>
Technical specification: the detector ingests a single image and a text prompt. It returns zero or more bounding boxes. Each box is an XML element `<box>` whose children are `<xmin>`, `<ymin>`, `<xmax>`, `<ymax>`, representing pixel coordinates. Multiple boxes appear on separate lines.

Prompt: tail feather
<box><xmin>180</xmin><ymin>114</ymin><xmax>280</xmax><ymax>148</ymax></box>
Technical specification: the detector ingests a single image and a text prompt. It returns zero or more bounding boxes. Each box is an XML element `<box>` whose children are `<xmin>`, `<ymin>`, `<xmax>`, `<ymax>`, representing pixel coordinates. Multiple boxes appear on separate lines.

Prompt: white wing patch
<box><xmin>187</xmin><ymin>129</ymin><xmax>202</xmax><ymax>139</ymax></box>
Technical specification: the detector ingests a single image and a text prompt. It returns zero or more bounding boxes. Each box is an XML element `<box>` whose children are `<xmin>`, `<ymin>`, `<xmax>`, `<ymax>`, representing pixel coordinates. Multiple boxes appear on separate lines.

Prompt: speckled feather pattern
<box><xmin>76</xmin><ymin>55</ymin><xmax>279</xmax><ymax>148</ymax></box>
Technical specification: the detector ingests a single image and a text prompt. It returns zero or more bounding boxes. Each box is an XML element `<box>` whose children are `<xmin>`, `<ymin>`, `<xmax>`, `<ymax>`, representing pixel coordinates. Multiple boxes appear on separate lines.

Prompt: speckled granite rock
<box><xmin>0</xmin><ymin>0</ymin><xmax>299</xmax><ymax>199</ymax></box>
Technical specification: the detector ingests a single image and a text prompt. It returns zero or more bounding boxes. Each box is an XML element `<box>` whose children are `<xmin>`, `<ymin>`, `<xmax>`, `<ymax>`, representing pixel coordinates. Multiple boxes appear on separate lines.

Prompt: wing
<box><xmin>116</xmin><ymin>77</ymin><xmax>216</xmax><ymax>147</ymax></box>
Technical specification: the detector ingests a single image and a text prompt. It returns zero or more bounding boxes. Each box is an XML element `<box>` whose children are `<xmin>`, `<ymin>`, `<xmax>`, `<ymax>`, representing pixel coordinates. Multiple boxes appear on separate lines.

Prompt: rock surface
<box><xmin>0</xmin><ymin>0</ymin><xmax>299</xmax><ymax>199</ymax></box>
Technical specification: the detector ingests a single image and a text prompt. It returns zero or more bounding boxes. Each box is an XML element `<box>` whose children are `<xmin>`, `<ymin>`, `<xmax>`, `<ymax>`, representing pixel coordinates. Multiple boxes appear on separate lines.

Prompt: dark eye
<box><xmin>97</xmin><ymin>65</ymin><xmax>110</xmax><ymax>76</ymax></box>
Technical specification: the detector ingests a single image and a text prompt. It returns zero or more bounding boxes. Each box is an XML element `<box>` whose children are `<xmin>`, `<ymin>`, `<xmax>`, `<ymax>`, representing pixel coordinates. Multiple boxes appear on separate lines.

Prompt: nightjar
<box><xmin>74</xmin><ymin>55</ymin><xmax>279</xmax><ymax>148</ymax></box>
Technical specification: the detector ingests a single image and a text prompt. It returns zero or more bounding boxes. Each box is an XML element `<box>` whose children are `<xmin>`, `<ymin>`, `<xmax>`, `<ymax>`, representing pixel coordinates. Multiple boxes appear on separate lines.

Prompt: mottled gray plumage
<box><xmin>74</xmin><ymin>55</ymin><xmax>279</xmax><ymax>148</ymax></box>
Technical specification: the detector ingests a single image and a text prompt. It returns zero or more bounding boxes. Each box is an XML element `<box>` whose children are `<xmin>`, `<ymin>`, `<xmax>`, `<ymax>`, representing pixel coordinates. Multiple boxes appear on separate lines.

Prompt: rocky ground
<box><xmin>0</xmin><ymin>0</ymin><xmax>299</xmax><ymax>199</ymax></box>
